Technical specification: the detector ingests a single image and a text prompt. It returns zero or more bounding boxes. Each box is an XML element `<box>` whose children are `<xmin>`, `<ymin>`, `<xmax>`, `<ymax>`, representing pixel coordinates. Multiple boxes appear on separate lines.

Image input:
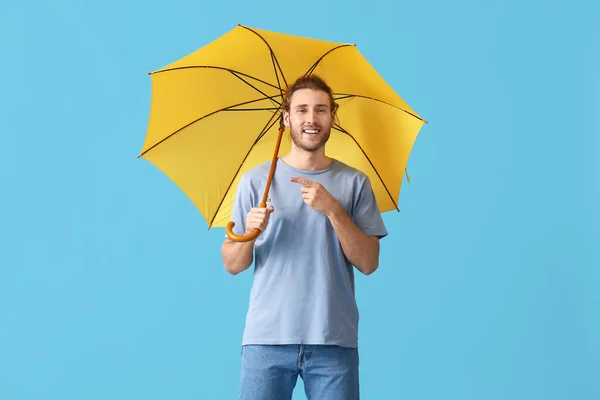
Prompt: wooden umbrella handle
<box><xmin>225</xmin><ymin>222</ymin><xmax>261</xmax><ymax>242</ymax></box>
<box><xmin>225</xmin><ymin>123</ymin><xmax>285</xmax><ymax>242</ymax></box>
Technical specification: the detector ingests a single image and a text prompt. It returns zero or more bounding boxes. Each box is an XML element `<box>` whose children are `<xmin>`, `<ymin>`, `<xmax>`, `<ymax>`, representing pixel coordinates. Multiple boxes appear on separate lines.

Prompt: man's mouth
<box><xmin>303</xmin><ymin>128</ymin><xmax>320</xmax><ymax>135</ymax></box>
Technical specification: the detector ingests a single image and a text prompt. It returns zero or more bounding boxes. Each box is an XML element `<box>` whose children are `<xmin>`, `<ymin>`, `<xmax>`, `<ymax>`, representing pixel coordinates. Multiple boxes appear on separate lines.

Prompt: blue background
<box><xmin>1</xmin><ymin>0</ymin><xmax>598</xmax><ymax>398</ymax></box>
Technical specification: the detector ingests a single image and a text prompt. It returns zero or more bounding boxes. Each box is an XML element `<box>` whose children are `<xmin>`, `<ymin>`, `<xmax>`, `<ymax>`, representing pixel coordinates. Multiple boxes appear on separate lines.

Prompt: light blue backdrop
<box><xmin>1</xmin><ymin>0</ymin><xmax>598</xmax><ymax>399</ymax></box>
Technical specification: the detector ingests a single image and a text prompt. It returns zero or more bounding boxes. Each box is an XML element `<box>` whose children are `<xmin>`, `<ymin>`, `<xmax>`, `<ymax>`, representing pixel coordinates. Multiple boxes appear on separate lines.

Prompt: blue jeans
<box><xmin>239</xmin><ymin>344</ymin><xmax>360</xmax><ymax>400</ymax></box>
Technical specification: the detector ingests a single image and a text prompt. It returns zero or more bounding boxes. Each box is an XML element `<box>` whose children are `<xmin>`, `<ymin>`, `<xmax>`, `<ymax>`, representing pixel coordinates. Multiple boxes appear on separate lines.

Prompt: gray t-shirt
<box><xmin>229</xmin><ymin>158</ymin><xmax>388</xmax><ymax>348</ymax></box>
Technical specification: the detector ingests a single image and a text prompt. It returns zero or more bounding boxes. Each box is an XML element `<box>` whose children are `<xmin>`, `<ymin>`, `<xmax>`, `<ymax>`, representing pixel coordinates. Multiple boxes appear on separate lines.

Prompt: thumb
<box><xmin>266</xmin><ymin>205</ymin><xmax>275</xmax><ymax>213</ymax></box>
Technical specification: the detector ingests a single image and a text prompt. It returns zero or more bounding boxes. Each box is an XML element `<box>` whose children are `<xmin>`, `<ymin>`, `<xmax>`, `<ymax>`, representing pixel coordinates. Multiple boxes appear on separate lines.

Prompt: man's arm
<box><xmin>221</xmin><ymin>238</ymin><xmax>255</xmax><ymax>275</ymax></box>
<box><xmin>221</xmin><ymin>205</ymin><xmax>275</xmax><ymax>275</ymax></box>
<box><xmin>221</xmin><ymin>174</ymin><xmax>263</xmax><ymax>276</ymax></box>
<box><xmin>327</xmin><ymin>206</ymin><xmax>380</xmax><ymax>275</ymax></box>
<box><xmin>290</xmin><ymin>176</ymin><xmax>383</xmax><ymax>275</ymax></box>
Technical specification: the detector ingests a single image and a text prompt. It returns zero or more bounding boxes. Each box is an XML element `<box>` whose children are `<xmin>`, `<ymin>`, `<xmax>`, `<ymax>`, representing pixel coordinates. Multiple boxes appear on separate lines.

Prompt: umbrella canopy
<box><xmin>139</xmin><ymin>24</ymin><xmax>426</xmax><ymax>240</ymax></box>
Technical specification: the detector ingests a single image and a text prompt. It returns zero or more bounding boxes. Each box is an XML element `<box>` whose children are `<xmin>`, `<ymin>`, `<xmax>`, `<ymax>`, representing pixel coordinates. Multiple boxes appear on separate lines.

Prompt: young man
<box><xmin>221</xmin><ymin>75</ymin><xmax>388</xmax><ymax>400</ymax></box>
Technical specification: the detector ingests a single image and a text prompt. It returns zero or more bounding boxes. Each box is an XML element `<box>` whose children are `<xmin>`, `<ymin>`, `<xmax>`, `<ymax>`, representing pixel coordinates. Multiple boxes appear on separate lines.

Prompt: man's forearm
<box><xmin>221</xmin><ymin>240</ymin><xmax>255</xmax><ymax>275</ymax></box>
<box><xmin>327</xmin><ymin>207</ymin><xmax>380</xmax><ymax>275</ymax></box>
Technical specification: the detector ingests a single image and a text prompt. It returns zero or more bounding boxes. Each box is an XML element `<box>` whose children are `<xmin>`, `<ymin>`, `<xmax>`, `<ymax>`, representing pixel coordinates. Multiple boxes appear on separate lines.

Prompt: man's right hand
<box><xmin>244</xmin><ymin>206</ymin><xmax>275</xmax><ymax>235</ymax></box>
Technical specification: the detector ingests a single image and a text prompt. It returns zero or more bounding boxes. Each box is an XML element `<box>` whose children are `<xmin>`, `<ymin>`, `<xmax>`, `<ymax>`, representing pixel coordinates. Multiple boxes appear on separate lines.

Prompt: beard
<box><xmin>289</xmin><ymin>122</ymin><xmax>331</xmax><ymax>152</ymax></box>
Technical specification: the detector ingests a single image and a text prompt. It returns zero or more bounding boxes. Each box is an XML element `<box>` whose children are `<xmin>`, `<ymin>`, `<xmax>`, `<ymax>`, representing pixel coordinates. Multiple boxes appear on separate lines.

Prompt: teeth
<box><xmin>304</xmin><ymin>129</ymin><xmax>318</xmax><ymax>134</ymax></box>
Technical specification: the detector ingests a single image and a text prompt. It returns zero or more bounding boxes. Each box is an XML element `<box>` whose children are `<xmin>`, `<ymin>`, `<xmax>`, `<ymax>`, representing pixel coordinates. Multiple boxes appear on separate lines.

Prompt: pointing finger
<box><xmin>290</xmin><ymin>177</ymin><xmax>314</xmax><ymax>185</ymax></box>
<box><xmin>250</xmin><ymin>207</ymin><xmax>273</xmax><ymax>214</ymax></box>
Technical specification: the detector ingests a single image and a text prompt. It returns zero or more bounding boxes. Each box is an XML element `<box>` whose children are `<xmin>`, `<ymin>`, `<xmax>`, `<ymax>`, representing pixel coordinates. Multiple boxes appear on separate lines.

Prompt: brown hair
<box><xmin>282</xmin><ymin>74</ymin><xmax>338</xmax><ymax>114</ymax></box>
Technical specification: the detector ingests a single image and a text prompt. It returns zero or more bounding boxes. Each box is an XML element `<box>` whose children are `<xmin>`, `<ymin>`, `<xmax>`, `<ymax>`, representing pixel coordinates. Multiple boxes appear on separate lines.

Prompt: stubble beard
<box><xmin>289</xmin><ymin>122</ymin><xmax>331</xmax><ymax>152</ymax></box>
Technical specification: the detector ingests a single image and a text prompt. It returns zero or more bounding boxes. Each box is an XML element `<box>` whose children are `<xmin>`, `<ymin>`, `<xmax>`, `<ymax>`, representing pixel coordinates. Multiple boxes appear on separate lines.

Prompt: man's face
<box><xmin>283</xmin><ymin>88</ymin><xmax>335</xmax><ymax>152</ymax></box>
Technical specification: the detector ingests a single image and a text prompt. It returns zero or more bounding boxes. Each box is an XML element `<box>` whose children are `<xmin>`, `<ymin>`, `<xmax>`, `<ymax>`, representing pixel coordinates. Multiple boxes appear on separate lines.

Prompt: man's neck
<box><xmin>281</xmin><ymin>147</ymin><xmax>332</xmax><ymax>171</ymax></box>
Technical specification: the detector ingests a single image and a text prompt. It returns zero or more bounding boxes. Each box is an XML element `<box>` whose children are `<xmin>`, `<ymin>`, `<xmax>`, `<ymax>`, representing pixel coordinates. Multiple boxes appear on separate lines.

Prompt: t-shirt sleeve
<box><xmin>351</xmin><ymin>175</ymin><xmax>388</xmax><ymax>239</ymax></box>
<box><xmin>226</xmin><ymin>174</ymin><xmax>255</xmax><ymax>237</ymax></box>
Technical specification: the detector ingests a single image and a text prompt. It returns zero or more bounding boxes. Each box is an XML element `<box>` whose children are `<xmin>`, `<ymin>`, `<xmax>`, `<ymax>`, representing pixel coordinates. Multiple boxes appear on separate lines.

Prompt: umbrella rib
<box><xmin>334</xmin><ymin>93</ymin><xmax>427</xmax><ymax>123</ymax></box>
<box><xmin>208</xmin><ymin>110</ymin><xmax>283</xmax><ymax>228</ymax></box>
<box><xmin>229</xmin><ymin>70</ymin><xmax>282</xmax><ymax>107</ymax></box>
<box><xmin>224</xmin><ymin>107</ymin><xmax>280</xmax><ymax>111</ymax></box>
<box><xmin>333</xmin><ymin>124</ymin><xmax>400</xmax><ymax>212</ymax></box>
<box><xmin>256</xmin><ymin>112</ymin><xmax>280</xmax><ymax>141</ymax></box>
<box><xmin>270</xmin><ymin>51</ymin><xmax>284</xmax><ymax>98</ymax></box>
<box><xmin>149</xmin><ymin>65</ymin><xmax>281</xmax><ymax>92</ymax></box>
<box><xmin>138</xmin><ymin>95</ymin><xmax>280</xmax><ymax>158</ymax></box>
<box><xmin>304</xmin><ymin>44</ymin><xmax>355</xmax><ymax>76</ymax></box>
<box><xmin>333</xmin><ymin>94</ymin><xmax>355</xmax><ymax>101</ymax></box>
<box><xmin>239</xmin><ymin>25</ymin><xmax>288</xmax><ymax>93</ymax></box>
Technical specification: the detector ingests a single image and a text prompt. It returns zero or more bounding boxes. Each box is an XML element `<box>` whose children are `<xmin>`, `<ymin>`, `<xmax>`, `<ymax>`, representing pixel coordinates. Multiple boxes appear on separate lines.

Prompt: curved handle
<box><xmin>226</xmin><ymin>221</ymin><xmax>261</xmax><ymax>242</ymax></box>
<box><xmin>224</xmin><ymin>123</ymin><xmax>285</xmax><ymax>243</ymax></box>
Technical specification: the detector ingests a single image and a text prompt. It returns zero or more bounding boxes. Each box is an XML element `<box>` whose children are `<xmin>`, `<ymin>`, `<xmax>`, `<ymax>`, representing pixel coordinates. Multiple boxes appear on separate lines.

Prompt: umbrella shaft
<box><xmin>260</xmin><ymin>125</ymin><xmax>284</xmax><ymax>207</ymax></box>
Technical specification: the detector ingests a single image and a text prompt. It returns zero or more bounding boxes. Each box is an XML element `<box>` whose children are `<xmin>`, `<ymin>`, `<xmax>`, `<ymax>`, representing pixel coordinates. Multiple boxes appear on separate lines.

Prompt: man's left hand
<box><xmin>290</xmin><ymin>177</ymin><xmax>343</xmax><ymax>217</ymax></box>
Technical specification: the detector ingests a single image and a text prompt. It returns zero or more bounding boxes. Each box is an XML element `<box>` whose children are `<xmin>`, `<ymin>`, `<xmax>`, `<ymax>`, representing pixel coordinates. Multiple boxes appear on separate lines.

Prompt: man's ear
<box><xmin>283</xmin><ymin>110</ymin><xmax>290</xmax><ymax>127</ymax></box>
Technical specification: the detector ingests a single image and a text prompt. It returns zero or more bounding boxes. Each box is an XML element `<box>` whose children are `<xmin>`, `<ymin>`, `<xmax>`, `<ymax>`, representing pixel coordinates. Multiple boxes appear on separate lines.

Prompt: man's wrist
<box><xmin>326</xmin><ymin>201</ymin><xmax>346</xmax><ymax>221</ymax></box>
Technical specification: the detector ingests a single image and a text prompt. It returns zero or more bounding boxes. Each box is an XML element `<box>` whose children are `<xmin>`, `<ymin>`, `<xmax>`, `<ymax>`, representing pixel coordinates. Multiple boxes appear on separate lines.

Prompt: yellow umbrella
<box><xmin>139</xmin><ymin>24</ymin><xmax>427</xmax><ymax>242</ymax></box>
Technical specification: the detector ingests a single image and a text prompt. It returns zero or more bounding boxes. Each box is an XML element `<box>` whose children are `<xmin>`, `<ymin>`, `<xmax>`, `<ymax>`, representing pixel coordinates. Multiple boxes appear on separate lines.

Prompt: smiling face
<box><xmin>283</xmin><ymin>88</ymin><xmax>335</xmax><ymax>153</ymax></box>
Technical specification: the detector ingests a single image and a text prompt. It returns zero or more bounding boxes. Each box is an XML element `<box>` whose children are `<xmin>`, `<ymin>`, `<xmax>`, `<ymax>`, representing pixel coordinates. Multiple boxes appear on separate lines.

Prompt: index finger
<box><xmin>290</xmin><ymin>177</ymin><xmax>313</xmax><ymax>186</ymax></box>
<box><xmin>250</xmin><ymin>207</ymin><xmax>269</xmax><ymax>213</ymax></box>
